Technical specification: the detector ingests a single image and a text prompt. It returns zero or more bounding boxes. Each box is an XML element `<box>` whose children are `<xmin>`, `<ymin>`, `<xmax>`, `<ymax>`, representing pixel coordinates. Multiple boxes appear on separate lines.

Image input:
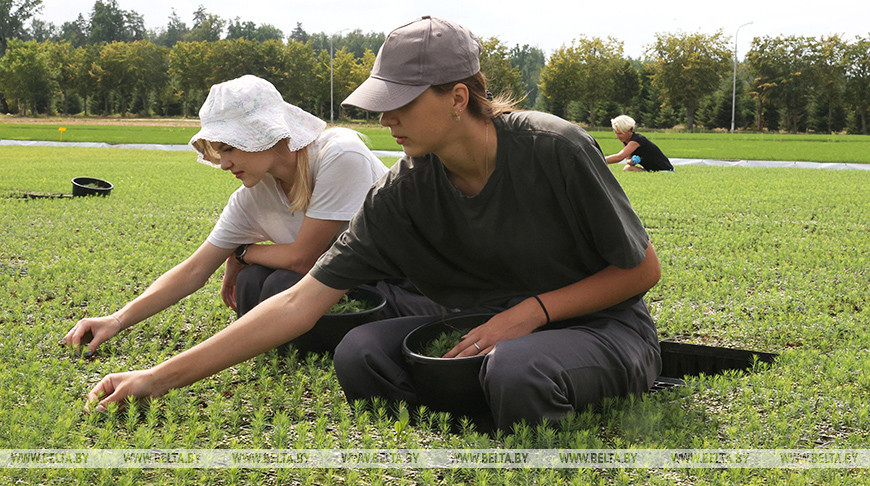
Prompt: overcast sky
<box><xmin>32</xmin><ymin>0</ymin><xmax>870</xmax><ymax>59</ymax></box>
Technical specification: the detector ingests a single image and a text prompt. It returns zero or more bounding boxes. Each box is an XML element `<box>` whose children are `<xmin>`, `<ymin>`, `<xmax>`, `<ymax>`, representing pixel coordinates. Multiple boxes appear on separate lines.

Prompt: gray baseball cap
<box><xmin>342</xmin><ymin>16</ymin><xmax>481</xmax><ymax>112</ymax></box>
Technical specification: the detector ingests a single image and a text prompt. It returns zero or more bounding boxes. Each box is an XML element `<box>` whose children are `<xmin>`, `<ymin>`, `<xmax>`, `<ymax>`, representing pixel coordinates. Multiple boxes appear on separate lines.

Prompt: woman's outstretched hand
<box><xmin>86</xmin><ymin>369</ymin><xmax>162</xmax><ymax>412</ymax></box>
<box><xmin>63</xmin><ymin>315</ymin><xmax>124</xmax><ymax>355</ymax></box>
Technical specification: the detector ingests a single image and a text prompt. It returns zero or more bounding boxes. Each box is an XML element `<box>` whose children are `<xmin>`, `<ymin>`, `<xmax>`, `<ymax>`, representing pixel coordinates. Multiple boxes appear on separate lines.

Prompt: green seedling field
<box><xmin>0</xmin><ymin>123</ymin><xmax>201</xmax><ymax>146</ymax></box>
<box><xmin>0</xmin><ymin>145</ymin><xmax>868</xmax><ymax>484</ymax></box>
<box><xmin>3</xmin><ymin>122</ymin><xmax>870</xmax><ymax>163</ymax></box>
<box><xmin>591</xmin><ymin>131</ymin><xmax>870</xmax><ymax>164</ymax></box>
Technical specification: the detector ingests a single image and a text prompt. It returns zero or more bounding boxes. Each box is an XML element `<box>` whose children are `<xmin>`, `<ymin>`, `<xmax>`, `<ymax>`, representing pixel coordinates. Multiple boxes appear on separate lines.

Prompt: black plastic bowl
<box><xmin>310</xmin><ymin>286</ymin><xmax>387</xmax><ymax>353</ymax></box>
<box><xmin>71</xmin><ymin>177</ymin><xmax>113</xmax><ymax>197</ymax></box>
<box><xmin>402</xmin><ymin>313</ymin><xmax>494</xmax><ymax>415</ymax></box>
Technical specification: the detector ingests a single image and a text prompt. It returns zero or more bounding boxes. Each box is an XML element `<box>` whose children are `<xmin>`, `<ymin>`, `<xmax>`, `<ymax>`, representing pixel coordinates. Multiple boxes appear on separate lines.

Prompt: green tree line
<box><xmin>1</xmin><ymin>0</ymin><xmax>868</xmax><ymax>133</ymax></box>
<box><xmin>539</xmin><ymin>33</ymin><xmax>870</xmax><ymax>134</ymax></box>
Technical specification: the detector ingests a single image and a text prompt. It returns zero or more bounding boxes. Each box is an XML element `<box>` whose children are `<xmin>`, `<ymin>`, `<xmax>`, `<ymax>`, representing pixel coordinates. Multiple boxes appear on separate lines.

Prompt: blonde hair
<box><xmin>191</xmin><ymin>138</ymin><xmax>222</xmax><ymax>165</ymax></box>
<box><xmin>192</xmin><ymin>139</ymin><xmax>313</xmax><ymax>213</ymax></box>
<box><xmin>431</xmin><ymin>72</ymin><xmax>521</xmax><ymax>119</ymax></box>
<box><xmin>611</xmin><ymin>115</ymin><xmax>636</xmax><ymax>134</ymax></box>
<box><xmin>286</xmin><ymin>146</ymin><xmax>312</xmax><ymax>213</ymax></box>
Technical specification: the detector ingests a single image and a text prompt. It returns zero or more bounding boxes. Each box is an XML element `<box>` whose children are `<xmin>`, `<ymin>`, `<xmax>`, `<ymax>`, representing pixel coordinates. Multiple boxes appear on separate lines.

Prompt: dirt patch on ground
<box><xmin>1</xmin><ymin>115</ymin><xmax>200</xmax><ymax>127</ymax></box>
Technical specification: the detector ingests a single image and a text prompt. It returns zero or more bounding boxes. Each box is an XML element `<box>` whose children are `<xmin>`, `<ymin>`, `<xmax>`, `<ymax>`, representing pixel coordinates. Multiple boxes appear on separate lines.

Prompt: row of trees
<box><xmin>0</xmin><ymin>0</ymin><xmax>388</xmax><ymax>57</ymax></box>
<box><xmin>0</xmin><ymin>34</ymin><xmax>535</xmax><ymax>121</ymax></box>
<box><xmin>0</xmin><ymin>37</ymin><xmax>377</xmax><ymax>120</ymax></box>
<box><xmin>1</xmin><ymin>0</ymin><xmax>868</xmax><ymax>133</ymax></box>
<box><xmin>539</xmin><ymin>33</ymin><xmax>870</xmax><ymax>134</ymax></box>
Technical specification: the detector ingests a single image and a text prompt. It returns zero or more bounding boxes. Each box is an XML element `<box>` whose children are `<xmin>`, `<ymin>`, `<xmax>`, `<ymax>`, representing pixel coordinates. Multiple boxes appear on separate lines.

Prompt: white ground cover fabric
<box><xmin>2</xmin><ymin>139</ymin><xmax>869</xmax><ymax>170</ymax></box>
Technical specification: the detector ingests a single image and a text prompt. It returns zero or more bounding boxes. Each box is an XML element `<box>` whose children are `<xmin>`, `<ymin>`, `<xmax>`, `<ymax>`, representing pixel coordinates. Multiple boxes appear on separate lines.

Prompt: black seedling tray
<box><xmin>659</xmin><ymin>340</ymin><xmax>778</xmax><ymax>378</ymax></box>
<box><xmin>648</xmin><ymin>341</ymin><xmax>778</xmax><ymax>393</ymax></box>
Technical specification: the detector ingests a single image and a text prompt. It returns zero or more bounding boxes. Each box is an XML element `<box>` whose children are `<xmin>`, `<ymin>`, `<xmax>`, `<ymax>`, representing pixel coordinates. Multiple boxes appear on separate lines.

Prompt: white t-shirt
<box><xmin>207</xmin><ymin>128</ymin><xmax>388</xmax><ymax>249</ymax></box>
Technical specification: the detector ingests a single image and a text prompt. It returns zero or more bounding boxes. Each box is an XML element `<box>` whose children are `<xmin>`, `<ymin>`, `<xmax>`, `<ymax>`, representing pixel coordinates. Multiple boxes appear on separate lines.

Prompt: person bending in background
<box><xmin>605</xmin><ymin>115</ymin><xmax>674</xmax><ymax>172</ymax></box>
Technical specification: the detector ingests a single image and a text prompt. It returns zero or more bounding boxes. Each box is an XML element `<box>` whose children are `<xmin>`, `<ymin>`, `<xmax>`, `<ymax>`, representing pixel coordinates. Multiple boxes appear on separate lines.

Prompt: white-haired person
<box><xmin>604</xmin><ymin>115</ymin><xmax>674</xmax><ymax>172</ymax></box>
<box><xmin>80</xmin><ymin>18</ymin><xmax>662</xmax><ymax>432</ymax></box>
<box><xmin>64</xmin><ymin>74</ymin><xmax>438</xmax><ymax>356</ymax></box>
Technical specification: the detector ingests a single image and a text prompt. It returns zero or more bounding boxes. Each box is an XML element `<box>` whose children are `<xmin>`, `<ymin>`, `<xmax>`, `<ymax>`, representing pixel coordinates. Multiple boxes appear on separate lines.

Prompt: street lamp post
<box><xmin>731</xmin><ymin>21</ymin><xmax>753</xmax><ymax>133</ymax></box>
<box><xmin>329</xmin><ymin>28</ymin><xmax>350</xmax><ymax>124</ymax></box>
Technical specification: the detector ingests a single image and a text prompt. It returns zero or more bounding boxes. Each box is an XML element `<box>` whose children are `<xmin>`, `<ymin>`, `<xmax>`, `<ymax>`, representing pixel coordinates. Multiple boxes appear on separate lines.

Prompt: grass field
<box><xmin>0</xmin><ymin>138</ymin><xmax>869</xmax><ymax>484</ymax></box>
<box><xmin>2</xmin><ymin>121</ymin><xmax>869</xmax><ymax>164</ymax></box>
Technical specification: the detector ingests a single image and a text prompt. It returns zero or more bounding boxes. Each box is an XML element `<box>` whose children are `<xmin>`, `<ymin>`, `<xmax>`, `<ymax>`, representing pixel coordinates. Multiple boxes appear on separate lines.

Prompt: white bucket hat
<box><xmin>189</xmin><ymin>75</ymin><xmax>327</xmax><ymax>166</ymax></box>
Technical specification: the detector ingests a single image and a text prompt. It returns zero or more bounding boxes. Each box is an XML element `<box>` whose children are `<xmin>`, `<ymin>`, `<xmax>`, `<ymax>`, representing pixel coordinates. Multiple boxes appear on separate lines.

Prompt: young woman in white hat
<box><xmin>81</xmin><ymin>18</ymin><xmax>662</xmax><ymax>432</ymax></box>
<box><xmin>64</xmin><ymin>74</ymin><xmax>410</xmax><ymax>355</ymax></box>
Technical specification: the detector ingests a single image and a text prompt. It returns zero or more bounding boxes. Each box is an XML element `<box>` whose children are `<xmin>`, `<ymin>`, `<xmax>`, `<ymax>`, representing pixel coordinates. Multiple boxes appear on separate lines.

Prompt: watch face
<box><xmin>234</xmin><ymin>245</ymin><xmax>248</xmax><ymax>263</ymax></box>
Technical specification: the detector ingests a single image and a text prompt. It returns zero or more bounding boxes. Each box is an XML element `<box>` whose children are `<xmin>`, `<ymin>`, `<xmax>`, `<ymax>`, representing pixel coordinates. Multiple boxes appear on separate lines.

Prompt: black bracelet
<box><xmin>532</xmin><ymin>295</ymin><xmax>551</xmax><ymax>325</ymax></box>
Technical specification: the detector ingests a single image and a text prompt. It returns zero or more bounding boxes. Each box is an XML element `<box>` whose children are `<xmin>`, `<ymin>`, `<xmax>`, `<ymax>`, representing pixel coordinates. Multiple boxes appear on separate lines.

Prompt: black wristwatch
<box><xmin>234</xmin><ymin>244</ymin><xmax>250</xmax><ymax>264</ymax></box>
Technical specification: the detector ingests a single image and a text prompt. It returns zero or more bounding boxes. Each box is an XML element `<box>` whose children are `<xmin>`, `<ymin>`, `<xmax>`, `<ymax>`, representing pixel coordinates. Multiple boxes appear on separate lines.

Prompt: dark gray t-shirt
<box><xmin>311</xmin><ymin>111</ymin><xmax>649</xmax><ymax>311</ymax></box>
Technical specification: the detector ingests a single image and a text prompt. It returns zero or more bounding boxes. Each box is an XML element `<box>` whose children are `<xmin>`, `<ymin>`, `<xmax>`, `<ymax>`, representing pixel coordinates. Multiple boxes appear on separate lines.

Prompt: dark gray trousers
<box><xmin>236</xmin><ymin>265</ymin><xmax>450</xmax><ymax>318</ymax></box>
<box><xmin>235</xmin><ymin>264</ymin><xmax>449</xmax><ymax>353</ymax></box>
<box><xmin>333</xmin><ymin>305</ymin><xmax>661</xmax><ymax>431</ymax></box>
<box><xmin>236</xmin><ymin>265</ymin><xmax>326</xmax><ymax>353</ymax></box>
<box><xmin>236</xmin><ymin>264</ymin><xmax>305</xmax><ymax>316</ymax></box>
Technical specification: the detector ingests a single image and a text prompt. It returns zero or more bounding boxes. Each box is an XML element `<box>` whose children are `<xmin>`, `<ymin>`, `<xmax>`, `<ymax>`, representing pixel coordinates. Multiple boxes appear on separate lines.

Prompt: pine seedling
<box><xmin>393</xmin><ymin>405</ymin><xmax>410</xmax><ymax>438</ymax></box>
<box><xmin>436</xmin><ymin>412</ymin><xmax>452</xmax><ymax>436</ymax></box>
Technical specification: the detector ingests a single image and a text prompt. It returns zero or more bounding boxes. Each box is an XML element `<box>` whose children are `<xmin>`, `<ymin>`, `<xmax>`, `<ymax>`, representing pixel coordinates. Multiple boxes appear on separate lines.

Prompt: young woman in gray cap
<box><xmin>64</xmin><ymin>74</ymin><xmax>394</xmax><ymax>355</ymax></box>
<box><xmin>81</xmin><ymin>17</ymin><xmax>662</xmax><ymax>432</ymax></box>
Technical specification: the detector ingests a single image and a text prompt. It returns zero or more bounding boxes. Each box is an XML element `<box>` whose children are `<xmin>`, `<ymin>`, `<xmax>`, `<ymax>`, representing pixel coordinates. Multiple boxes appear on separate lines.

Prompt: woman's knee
<box><xmin>237</xmin><ymin>264</ymin><xmax>272</xmax><ymax>290</ymax></box>
<box><xmin>261</xmin><ymin>269</ymin><xmax>304</xmax><ymax>297</ymax></box>
<box><xmin>482</xmin><ymin>341</ymin><xmax>556</xmax><ymax>397</ymax></box>
<box><xmin>236</xmin><ymin>265</ymin><xmax>275</xmax><ymax>315</ymax></box>
<box><xmin>333</xmin><ymin>317</ymin><xmax>432</xmax><ymax>382</ymax></box>
<box><xmin>482</xmin><ymin>331</ymin><xmax>656</xmax><ymax>429</ymax></box>
<box><xmin>481</xmin><ymin>341</ymin><xmax>577</xmax><ymax>429</ymax></box>
<box><xmin>334</xmin><ymin>325</ymin><xmax>379</xmax><ymax>369</ymax></box>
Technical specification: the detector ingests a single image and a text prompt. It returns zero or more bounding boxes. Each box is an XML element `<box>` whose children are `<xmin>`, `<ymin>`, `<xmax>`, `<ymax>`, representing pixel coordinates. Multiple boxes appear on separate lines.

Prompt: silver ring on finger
<box><xmin>473</xmin><ymin>342</ymin><xmax>481</xmax><ymax>351</ymax></box>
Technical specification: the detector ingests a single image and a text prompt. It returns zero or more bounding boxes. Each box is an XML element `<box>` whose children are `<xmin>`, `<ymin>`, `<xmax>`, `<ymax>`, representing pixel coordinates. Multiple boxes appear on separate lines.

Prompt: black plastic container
<box><xmin>402</xmin><ymin>316</ymin><xmax>780</xmax><ymax>411</ymax></box>
<box><xmin>282</xmin><ymin>286</ymin><xmax>387</xmax><ymax>355</ymax></box>
<box><xmin>658</xmin><ymin>340</ymin><xmax>778</xmax><ymax>380</ymax></box>
<box><xmin>71</xmin><ymin>177</ymin><xmax>113</xmax><ymax>197</ymax></box>
<box><xmin>402</xmin><ymin>314</ymin><xmax>492</xmax><ymax>416</ymax></box>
